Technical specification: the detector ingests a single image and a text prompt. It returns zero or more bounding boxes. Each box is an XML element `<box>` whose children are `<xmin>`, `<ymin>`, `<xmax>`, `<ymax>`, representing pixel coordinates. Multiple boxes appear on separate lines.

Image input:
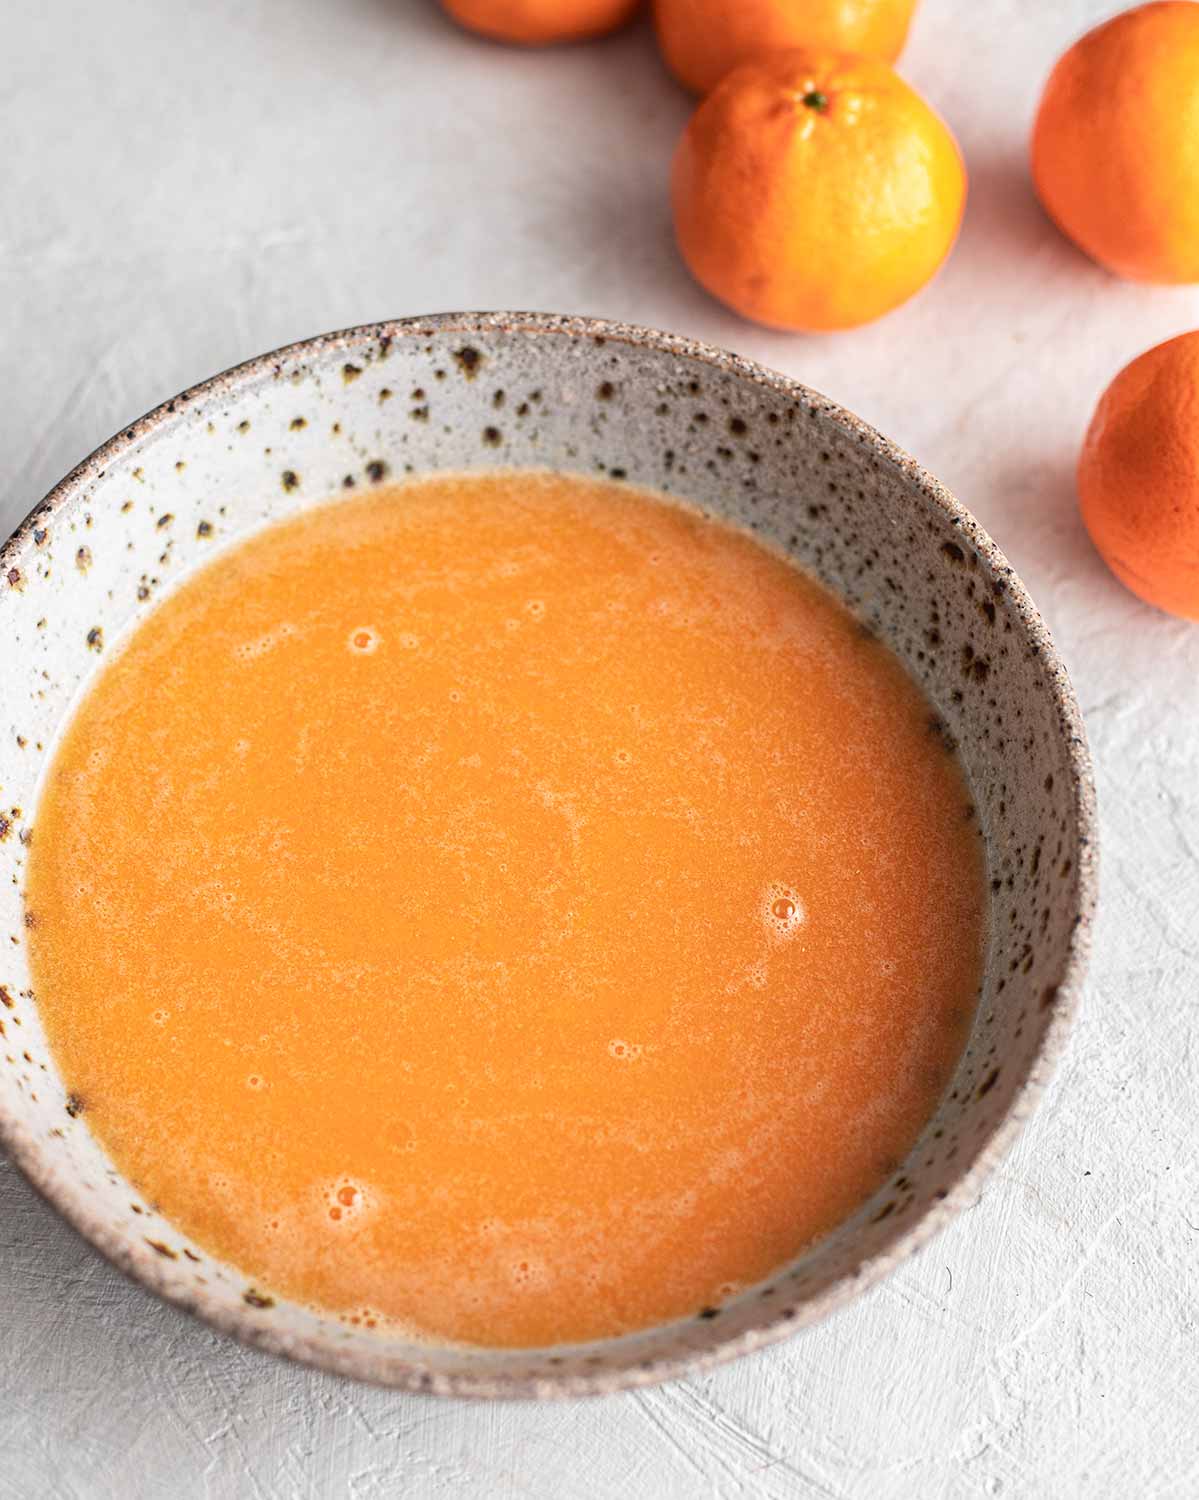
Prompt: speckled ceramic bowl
<box><xmin>0</xmin><ymin>313</ymin><xmax>1096</xmax><ymax>1397</ymax></box>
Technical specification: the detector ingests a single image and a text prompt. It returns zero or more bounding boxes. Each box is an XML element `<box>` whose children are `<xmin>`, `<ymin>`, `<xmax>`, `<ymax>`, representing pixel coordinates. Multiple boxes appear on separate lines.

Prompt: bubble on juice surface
<box><xmin>725</xmin><ymin>958</ymin><xmax>769</xmax><ymax>994</ymax></box>
<box><xmin>398</xmin><ymin>632</ymin><xmax>420</xmax><ymax>651</ymax></box>
<box><xmin>511</xmin><ymin>1256</ymin><xmax>549</xmax><ymax>1288</ymax></box>
<box><xmin>385</xmin><ymin>1119</ymin><xmax>416</xmax><ymax>1154</ymax></box>
<box><xmin>234</xmin><ymin>622</ymin><xmax>298</xmax><ymax>663</ymax></box>
<box><xmin>763</xmin><ymin>882</ymin><xmax>805</xmax><ymax>939</ymax></box>
<box><xmin>347</xmin><ymin>626</ymin><xmax>380</xmax><ymax>655</ymax></box>
<box><xmin>234</xmin><ymin>632</ymin><xmax>273</xmax><ymax>663</ymax></box>
<box><xmin>151</xmin><ymin>1009</ymin><xmax>169</xmax><ymax>1026</ymax></box>
<box><xmin>523</xmin><ymin>599</ymin><xmax>545</xmax><ymax>620</ymax></box>
<box><xmin>324</xmin><ymin>1176</ymin><xmax>374</xmax><ymax>1227</ymax></box>
<box><xmin>246</xmin><ymin>1073</ymin><xmax>266</xmax><ymax>1091</ymax></box>
<box><xmin>608</xmin><ymin>1039</ymin><xmax>643</xmax><ymax>1062</ymax></box>
<box><xmin>74</xmin><ymin>881</ymin><xmax>114</xmax><ymax>922</ymax></box>
<box><xmin>341</xmin><ymin>1306</ymin><xmax>382</xmax><ymax>1330</ymax></box>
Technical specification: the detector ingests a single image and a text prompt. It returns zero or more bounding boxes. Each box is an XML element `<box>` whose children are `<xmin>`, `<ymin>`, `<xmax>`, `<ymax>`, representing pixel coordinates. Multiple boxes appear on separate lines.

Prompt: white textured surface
<box><xmin>2</xmin><ymin>1</ymin><xmax>1197</xmax><ymax>1495</ymax></box>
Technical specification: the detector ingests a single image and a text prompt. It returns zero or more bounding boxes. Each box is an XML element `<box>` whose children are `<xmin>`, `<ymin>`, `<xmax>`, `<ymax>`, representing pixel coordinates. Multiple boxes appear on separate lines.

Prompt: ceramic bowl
<box><xmin>0</xmin><ymin>313</ymin><xmax>1096</xmax><ymax>1397</ymax></box>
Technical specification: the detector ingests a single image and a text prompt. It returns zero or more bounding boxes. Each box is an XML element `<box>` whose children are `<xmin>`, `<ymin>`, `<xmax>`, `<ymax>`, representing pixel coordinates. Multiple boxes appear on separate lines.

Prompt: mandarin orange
<box><xmin>1032</xmin><ymin>2</ymin><xmax>1199</xmax><ymax>282</ymax></box>
<box><xmin>441</xmin><ymin>0</ymin><xmax>639</xmax><ymax>45</ymax></box>
<box><xmin>653</xmin><ymin>0</ymin><xmax>919</xmax><ymax>94</ymax></box>
<box><xmin>1078</xmin><ymin>331</ymin><xmax>1199</xmax><ymax>618</ymax></box>
<box><xmin>672</xmin><ymin>50</ymin><xmax>965</xmax><ymax>331</ymax></box>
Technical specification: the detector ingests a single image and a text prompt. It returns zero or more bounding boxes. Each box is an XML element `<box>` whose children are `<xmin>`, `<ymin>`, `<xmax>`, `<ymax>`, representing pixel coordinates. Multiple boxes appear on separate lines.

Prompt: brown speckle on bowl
<box><xmin>977</xmin><ymin>1067</ymin><xmax>1002</xmax><ymax>1098</ymax></box>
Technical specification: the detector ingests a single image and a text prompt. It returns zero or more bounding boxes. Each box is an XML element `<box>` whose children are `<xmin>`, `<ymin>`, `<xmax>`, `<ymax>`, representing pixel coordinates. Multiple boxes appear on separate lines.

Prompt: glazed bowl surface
<box><xmin>0</xmin><ymin>313</ymin><xmax>1095</xmax><ymax>1397</ymax></box>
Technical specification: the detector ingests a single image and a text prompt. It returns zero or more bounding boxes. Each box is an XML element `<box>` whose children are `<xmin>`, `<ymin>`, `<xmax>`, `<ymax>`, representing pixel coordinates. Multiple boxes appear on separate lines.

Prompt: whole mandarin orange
<box><xmin>440</xmin><ymin>0</ymin><xmax>640</xmax><ymax>45</ymax></box>
<box><xmin>672</xmin><ymin>51</ymin><xmax>965</xmax><ymax>332</ymax></box>
<box><xmin>1032</xmin><ymin>2</ymin><xmax>1199</xmax><ymax>283</ymax></box>
<box><xmin>1078</xmin><ymin>331</ymin><xmax>1199</xmax><ymax>619</ymax></box>
<box><xmin>653</xmin><ymin>0</ymin><xmax>919</xmax><ymax>94</ymax></box>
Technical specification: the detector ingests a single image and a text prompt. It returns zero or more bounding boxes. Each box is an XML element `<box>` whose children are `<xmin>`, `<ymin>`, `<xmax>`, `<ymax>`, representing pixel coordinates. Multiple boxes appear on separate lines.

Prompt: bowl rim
<box><xmin>0</xmin><ymin>311</ymin><xmax>1098</xmax><ymax>1398</ymax></box>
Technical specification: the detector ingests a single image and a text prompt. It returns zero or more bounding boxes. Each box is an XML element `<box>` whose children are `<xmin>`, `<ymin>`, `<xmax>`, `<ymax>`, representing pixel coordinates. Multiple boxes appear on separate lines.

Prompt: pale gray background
<box><xmin>3</xmin><ymin>1</ymin><xmax>1197</xmax><ymax>1496</ymax></box>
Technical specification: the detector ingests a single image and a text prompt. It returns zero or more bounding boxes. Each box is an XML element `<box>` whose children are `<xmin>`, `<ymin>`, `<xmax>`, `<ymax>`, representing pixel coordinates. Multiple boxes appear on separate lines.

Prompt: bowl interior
<box><xmin>0</xmin><ymin>314</ymin><xmax>1093</xmax><ymax>1396</ymax></box>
